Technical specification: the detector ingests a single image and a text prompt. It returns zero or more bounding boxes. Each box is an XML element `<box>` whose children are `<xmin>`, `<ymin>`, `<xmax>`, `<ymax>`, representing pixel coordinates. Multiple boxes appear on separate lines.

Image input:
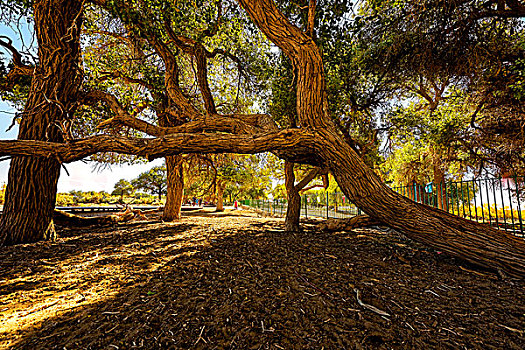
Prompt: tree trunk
<box><xmin>239</xmin><ymin>0</ymin><xmax>525</xmax><ymax>277</ymax></box>
<box><xmin>433</xmin><ymin>160</ymin><xmax>447</xmax><ymax>211</ymax></box>
<box><xmin>284</xmin><ymin>161</ymin><xmax>301</xmax><ymax>232</ymax></box>
<box><xmin>163</xmin><ymin>155</ymin><xmax>184</xmax><ymax>221</ymax></box>
<box><xmin>0</xmin><ymin>0</ymin><xmax>83</xmax><ymax>245</ymax></box>
<box><xmin>322</xmin><ymin>134</ymin><xmax>525</xmax><ymax>277</ymax></box>
<box><xmin>318</xmin><ymin>215</ymin><xmax>380</xmax><ymax>232</ymax></box>
<box><xmin>216</xmin><ymin>179</ymin><xmax>225</xmax><ymax>212</ymax></box>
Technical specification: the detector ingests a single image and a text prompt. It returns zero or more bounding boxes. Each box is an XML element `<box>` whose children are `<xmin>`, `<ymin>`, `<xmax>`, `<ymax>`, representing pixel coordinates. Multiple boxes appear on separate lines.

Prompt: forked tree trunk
<box><xmin>0</xmin><ymin>0</ymin><xmax>83</xmax><ymax>245</ymax></box>
<box><xmin>216</xmin><ymin>179</ymin><xmax>225</xmax><ymax>212</ymax></box>
<box><xmin>163</xmin><ymin>155</ymin><xmax>184</xmax><ymax>221</ymax></box>
<box><xmin>284</xmin><ymin>161</ymin><xmax>301</xmax><ymax>232</ymax></box>
<box><xmin>239</xmin><ymin>0</ymin><xmax>525</xmax><ymax>277</ymax></box>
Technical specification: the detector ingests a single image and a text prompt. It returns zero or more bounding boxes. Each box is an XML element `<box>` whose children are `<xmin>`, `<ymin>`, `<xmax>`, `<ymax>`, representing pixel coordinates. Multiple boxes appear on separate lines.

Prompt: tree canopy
<box><xmin>0</xmin><ymin>0</ymin><xmax>524</xmax><ymax>276</ymax></box>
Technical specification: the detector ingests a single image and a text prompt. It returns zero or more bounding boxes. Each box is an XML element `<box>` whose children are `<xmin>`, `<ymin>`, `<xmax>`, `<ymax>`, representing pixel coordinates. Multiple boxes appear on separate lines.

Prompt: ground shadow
<box><xmin>1</xmin><ymin>215</ymin><xmax>524</xmax><ymax>349</ymax></box>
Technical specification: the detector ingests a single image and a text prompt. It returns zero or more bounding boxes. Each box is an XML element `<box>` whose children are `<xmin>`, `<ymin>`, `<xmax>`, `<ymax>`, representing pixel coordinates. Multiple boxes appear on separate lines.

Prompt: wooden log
<box><xmin>317</xmin><ymin>215</ymin><xmax>380</xmax><ymax>232</ymax></box>
<box><xmin>53</xmin><ymin>208</ymin><xmax>136</xmax><ymax>227</ymax></box>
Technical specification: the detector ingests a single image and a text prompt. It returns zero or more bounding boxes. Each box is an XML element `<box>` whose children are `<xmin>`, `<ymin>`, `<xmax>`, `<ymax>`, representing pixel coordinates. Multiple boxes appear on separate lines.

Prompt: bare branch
<box><xmin>0</xmin><ymin>35</ymin><xmax>34</xmax><ymax>91</ymax></box>
<box><xmin>295</xmin><ymin>167</ymin><xmax>320</xmax><ymax>191</ymax></box>
<box><xmin>307</xmin><ymin>0</ymin><xmax>316</xmax><ymax>38</ymax></box>
<box><xmin>0</xmin><ymin>35</ymin><xmax>33</xmax><ymax>74</ymax></box>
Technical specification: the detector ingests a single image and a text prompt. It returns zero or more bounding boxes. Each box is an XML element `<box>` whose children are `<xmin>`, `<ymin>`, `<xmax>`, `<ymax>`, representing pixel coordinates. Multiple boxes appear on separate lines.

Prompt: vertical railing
<box><xmin>389</xmin><ymin>177</ymin><xmax>524</xmax><ymax>236</ymax></box>
<box><xmin>241</xmin><ymin>177</ymin><xmax>524</xmax><ymax>237</ymax></box>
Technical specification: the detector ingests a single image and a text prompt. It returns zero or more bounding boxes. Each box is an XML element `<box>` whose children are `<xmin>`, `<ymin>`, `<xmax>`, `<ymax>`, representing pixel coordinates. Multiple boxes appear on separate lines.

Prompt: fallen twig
<box><xmin>354</xmin><ymin>288</ymin><xmax>391</xmax><ymax>317</ymax></box>
<box><xmin>498</xmin><ymin>324</ymin><xmax>524</xmax><ymax>335</ymax></box>
<box><xmin>194</xmin><ymin>325</ymin><xmax>207</xmax><ymax>345</ymax></box>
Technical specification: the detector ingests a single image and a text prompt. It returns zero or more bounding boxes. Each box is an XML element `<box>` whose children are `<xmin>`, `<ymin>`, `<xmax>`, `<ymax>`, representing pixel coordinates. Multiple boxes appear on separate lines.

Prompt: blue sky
<box><xmin>0</xmin><ymin>23</ymin><xmax>164</xmax><ymax>193</ymax></box>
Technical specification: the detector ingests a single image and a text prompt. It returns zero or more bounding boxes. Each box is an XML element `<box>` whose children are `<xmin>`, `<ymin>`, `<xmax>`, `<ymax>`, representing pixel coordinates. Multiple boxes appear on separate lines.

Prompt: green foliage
<box><xmin>111</xmin><ymin>179</ymin><xmax>134</xmax><ymax>200</ymax></box>
<box><xmin>55</xmin><ymin>189</ymin><xmax>156</xmax><ymax>206</ymax></box>
<box><xmin>132</xmin><ymin>165</ymin><xmax>167</xmax><ymax>200</ymax></box>
<box><xmin>354</xmin><ymin>0</ymin><xmax>525</xmax><ymax>175</ymax></box>
<box><xmin>268</xmin><ymin>54</ymin><xmax>296</xmax><ymax>127</ymax></box>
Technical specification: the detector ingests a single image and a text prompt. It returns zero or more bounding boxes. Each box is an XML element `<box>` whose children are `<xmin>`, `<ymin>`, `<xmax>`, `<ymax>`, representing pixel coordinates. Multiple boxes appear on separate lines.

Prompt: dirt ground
<box><xmin>0</xmin><ymin>208</ymin><xmax>523</xmax><ymax>349</ymax></box>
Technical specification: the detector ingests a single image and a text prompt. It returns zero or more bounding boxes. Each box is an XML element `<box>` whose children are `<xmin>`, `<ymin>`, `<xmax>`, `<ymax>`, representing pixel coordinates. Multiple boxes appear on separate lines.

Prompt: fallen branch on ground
<box><xmin>53</xmin><ymin>208</ymin><xmax>136</xmax><ymax>227</ymax></box>
<box><xmin>317</xmin><ymin>215</ymin><xmax>380</xmax><ymax>231</ymax></box>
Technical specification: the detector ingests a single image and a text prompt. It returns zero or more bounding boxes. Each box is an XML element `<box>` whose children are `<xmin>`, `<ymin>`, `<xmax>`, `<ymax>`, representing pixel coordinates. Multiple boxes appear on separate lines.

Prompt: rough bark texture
<box><xmin>0</xmin><ymin>130</ymin><xmax>317</xmax><ymax>163</ymax></box>
<box><xmin>284</xmin><ymin>161</ymin><xmax>301</xmax><ymax>232</ymax></box>
<box><xmin>317</xmin><ymin>215</ymin><xmax>380</xmax><ymax>232</ymax></box>
<box><xmin>0</xmin><ymin>0</ymin><xmax>83</xmax><ymax>245</ymax></box>
<box><xmin>283</xmin><ymin>162</ymin><xmax>324</xmax><ymax>232</ymax></box>
<box><xmin>53</xmin><ymin>209</ymin><xmax>135</xmax><ymax>227</ymax></box>
<box><xmin>163</xmin><ymin>155</ymin><xmax>184</xmax><ymax>221</ymax></box>
<box><xmin>216</xmin><ymin>180</ymin><xmax>225</xmax><ymax>212</ymax></box>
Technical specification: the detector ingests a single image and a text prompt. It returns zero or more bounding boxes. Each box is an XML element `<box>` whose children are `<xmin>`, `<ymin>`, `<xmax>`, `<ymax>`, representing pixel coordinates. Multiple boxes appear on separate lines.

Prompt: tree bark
<box><xmin>318</xmin><ymin>215</ymin><xmax>380</xmax><ymax>232</ymax></box>
<box><xmin>284</xmin><ymin>161</ymin><xmax>301</xmax><ymax>232</ymax></box>
<box><xmin>0</xmin><ymin>0</ymin><xmax>83</xmax><ymax>245</ymax></box>
<box><xmin>284</xmin><ymin>161</ymin><xmax>325</xmax><ymax>231</ymax></box>
<box><xmin>163</xmin><ymin>155</ymin><xmax>184</xmax><ymax>221</ymax></box>
<box><xmin>53</xmin><ymin>208</ymin><xmax>135</xmax><ymax>227</ymax></box>
<box><xmin>433</xmin><ymin>159</ymin><xmax>447</xmax><ymax>211</ymax></box>
<box><xmin>216</xmin><ymin>179</ymin><xmax>225</xmax><ymax>212</ymax></box>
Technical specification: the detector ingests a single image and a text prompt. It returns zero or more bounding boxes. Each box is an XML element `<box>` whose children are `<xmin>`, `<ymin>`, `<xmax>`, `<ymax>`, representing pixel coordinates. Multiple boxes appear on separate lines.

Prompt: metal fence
<box><xmin>242</xmin><ymin>176</ymin><xmax>525</xmax><ymax>237</ymax></box>
<box><xmin>392</xmin><ymin>177</ymin><xmax>524</xmax><ymax>236</ymax></box>
<box><xmin>243</xmin><ymin>193</ymin><xmax>362</xmax><ymax>220</ymax></box>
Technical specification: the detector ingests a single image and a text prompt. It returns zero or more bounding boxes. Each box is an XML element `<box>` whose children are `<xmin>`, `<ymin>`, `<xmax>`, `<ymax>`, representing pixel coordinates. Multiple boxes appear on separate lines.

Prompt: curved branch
<box><xmin>195</xmin><ymin>43</ymin><xmax>217</xmax><ymax>114</ymax></box>
<box><xmin>237</xmin><ymin>0</ymin><xmax>330</xmax><ymax>130</ymax></box>
<box><xmin>0</xmin><ymin>35</ymin><xmax>34</xmax><ymax>91</ymax></box>
<box><xmin>98</xmin><ymin>71</ymin><xmax>156</xmax><ymax>91</ymax></box>
<box><xmin>0</xmin><ymin>35</ymin><xmax>34</xmax><ymax>75</ymax></box>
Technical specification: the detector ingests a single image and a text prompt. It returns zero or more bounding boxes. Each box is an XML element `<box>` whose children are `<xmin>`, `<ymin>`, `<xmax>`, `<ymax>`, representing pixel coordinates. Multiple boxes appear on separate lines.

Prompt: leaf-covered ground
<box><xmin>0</xmin><ymin>208</ymin><xmax>523</xmax><ymax>349</ymax></box>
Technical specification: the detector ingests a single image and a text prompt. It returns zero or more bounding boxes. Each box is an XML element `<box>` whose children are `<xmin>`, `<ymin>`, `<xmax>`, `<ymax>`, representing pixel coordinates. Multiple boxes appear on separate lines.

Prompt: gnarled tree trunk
<box><xmin>0</xmin><ymin>0</ymin><xmax>523</xmax><ymax>278</ymax></box>
<box><xmin>284</xmin><ymin>161</ymin><xmax>301</xmax><ymax>232</ymax></box>
<box><xmin>239</xmin><ymin>0</ymin><xmax>525</xmax><ymax>277</ymax></box>
<box><xmin>0</xmin><ymin>0</ymin><xmax>83</xmax><ymax>245</ymax></box>
<box><xmin>163</xmin><ymin>155</ymin><xmax>184</xmax><ymax>221</ymax></box>
<box><xmin>216</xmin><ymin>179</ymin><xmax>225</xmax><ymax>212</ymax></box>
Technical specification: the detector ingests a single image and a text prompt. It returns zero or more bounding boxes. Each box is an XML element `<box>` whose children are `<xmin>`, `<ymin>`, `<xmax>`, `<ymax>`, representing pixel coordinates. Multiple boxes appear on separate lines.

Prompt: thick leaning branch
<box><xmin>0</xmin><ymin>129</ymin><xmax>317</xmax><ymax>163</ymax></box>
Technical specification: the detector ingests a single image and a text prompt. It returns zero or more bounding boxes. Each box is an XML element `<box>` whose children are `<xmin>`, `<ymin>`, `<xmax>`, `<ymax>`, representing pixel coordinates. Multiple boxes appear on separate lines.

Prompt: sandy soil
<box><xmin>0</xmin><ymin>208</ymin><xmax>523</xmax><ymax>349</ymax></box>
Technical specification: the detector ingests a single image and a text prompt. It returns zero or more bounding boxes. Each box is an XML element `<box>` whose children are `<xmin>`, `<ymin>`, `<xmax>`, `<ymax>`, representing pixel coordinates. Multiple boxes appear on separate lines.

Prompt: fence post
<box><xmin>499</xmin><ymin>177</ymin><xmax>507</xmax><ymax>231</ymax></box>
<box><xmin>514</xmin><ymin>175</ymin><xmax>523</xmax><ymax>233</ymax></box>
<box><xmin>491</xmin><ymin>178</ymin><xmax>499</xmax><ymax>229</ymax></box>
<box><xmin>478</xmin><ymin>179</ymin><xmax>485</xmax><ymax>223</ymax></box>
<box><xmin>485</xmin><ymin>178</ymin><xmax>492</xmax><ymax>225</ymax></box>
<box><xmin>460</xmin><ymin>180</ymin><xmax>466</xmax><ymax>218</ymax></box>
<box><xmin>305</xmin><ymin>195</ymin><xmax>308</xmax><ymax>219</ymax></box>
<box><xmin>507</xmin><ymin>179</ymin><xmax>516</xmax><ymax>231</ymax></box>
<box><xmin>326</xmin><ymin>192</ymin><xmax>329</xmax><ymax>219</ymax></box>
